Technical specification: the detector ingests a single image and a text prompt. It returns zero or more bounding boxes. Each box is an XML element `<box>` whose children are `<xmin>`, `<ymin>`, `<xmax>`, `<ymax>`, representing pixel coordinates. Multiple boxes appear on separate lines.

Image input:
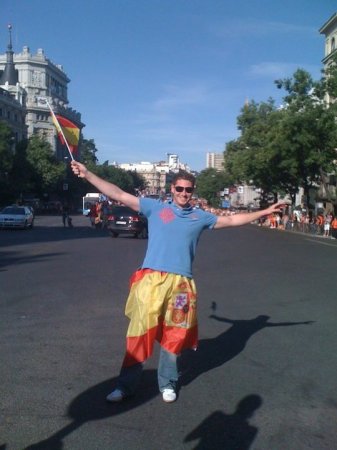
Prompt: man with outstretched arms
<box><xmin>71</xmin><ymin>160</ymin><xmax>286</xmax><ymax>403</ymax></box>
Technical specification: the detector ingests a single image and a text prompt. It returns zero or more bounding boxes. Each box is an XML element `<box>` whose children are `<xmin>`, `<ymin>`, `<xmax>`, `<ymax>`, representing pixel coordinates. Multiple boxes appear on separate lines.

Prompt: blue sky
<box><xmin>1</xmin><ymin>1</ymin><xmax>336</xmax><ymax>171</ymax></box>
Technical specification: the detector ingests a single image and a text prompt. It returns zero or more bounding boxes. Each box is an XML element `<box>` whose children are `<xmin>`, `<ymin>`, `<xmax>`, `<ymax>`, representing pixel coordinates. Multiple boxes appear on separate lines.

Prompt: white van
<box><xmin>82</xmin><ymin>193</ymin><xmax>106</xmax><ymax>215</ymax></box>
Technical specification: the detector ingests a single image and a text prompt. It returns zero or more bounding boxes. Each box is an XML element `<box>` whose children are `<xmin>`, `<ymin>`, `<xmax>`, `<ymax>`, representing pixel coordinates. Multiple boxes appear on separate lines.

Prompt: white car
<box><xmin>0</xmin><ymin>205</ymin><xmax>34</xmax><ymax>229</ymax></box>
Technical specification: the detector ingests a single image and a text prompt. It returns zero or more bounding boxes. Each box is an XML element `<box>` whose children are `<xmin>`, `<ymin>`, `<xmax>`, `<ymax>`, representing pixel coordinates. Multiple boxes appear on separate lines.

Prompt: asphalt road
<box><xmin>1</xmin><ymin>214</ymin><xmax>337</xmax><ymax>450</ymax></box>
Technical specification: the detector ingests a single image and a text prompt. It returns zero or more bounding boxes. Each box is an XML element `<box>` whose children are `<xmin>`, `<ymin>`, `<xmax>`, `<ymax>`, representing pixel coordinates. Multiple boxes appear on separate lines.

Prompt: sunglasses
<box><xmin>174</xmin><ymin>186</ymin><xmax>194</xmax><ymax>193</ymax></box>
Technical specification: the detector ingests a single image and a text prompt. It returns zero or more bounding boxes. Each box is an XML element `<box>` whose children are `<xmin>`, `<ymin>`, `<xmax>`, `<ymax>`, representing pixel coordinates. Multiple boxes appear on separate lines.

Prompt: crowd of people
<box><xmin>85</xmin><ymin>197</ymin><xmax>337</xmax><ymax>239</ymax></box>
<box><xmin>187</xmin><ymin>201</ymin><xmax>337</xmax><ymax>239</ymax></box>
<box><xmin>258</xmin><ymin>210</ymin><xmax>337</xmax><ymax>239</ymax></box>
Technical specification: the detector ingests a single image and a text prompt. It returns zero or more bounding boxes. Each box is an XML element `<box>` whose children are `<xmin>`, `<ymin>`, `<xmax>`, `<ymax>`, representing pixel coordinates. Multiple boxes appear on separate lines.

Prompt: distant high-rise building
<box><xmin>0</xmin><ymin>25</ymin><xmax>84</xmax><ymax>159</ymax></box>
<box><xmin>206</xmin><ymin>152</ymin><xmax>224</xmax><ymax>171</ymax></box>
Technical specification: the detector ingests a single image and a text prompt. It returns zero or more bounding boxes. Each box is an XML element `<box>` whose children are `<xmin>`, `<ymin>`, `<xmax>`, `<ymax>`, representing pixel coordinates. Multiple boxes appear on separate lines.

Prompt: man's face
<box><xmin>171</xmin><ymin>179</ymin><xmax>194</xmax><ymax>208</ymax></box>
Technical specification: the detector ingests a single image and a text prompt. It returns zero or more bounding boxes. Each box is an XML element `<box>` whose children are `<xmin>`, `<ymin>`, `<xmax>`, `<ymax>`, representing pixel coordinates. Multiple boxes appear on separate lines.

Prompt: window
<box><xmin>332</xmin><ymin>37</ymin><xmax>336</xmax><ymax>52</ymax></box>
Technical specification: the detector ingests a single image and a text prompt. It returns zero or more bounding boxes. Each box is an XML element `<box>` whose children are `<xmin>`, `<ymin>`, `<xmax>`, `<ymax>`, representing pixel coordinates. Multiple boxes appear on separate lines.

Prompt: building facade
<box><xmin>0</xmin><ymin>86</ymin><xmax>26</xmax><ymax>143</ymax></box>
<box><xmin>206</xmin><ymin>152</ymin><xmax>224</xmax><ymax>171</ymax></box>
<box><xmin>319</xmin><ymin>13</ymin><xmax>337</xmax><ymax>209</ymax></box>
<box><xmin>320</xmin><ymin>13</ymin><xmax>337</xmax><ymax>85</ymax></box>
<box><xmin>0</xmin><ymin>25</ymin><xmax>84</xmax><ymax>159</ymax></box>
<box><xmin>118</xmin><ymin>155</ymin><xmax>191</xmax><ymax>195</ymax></box>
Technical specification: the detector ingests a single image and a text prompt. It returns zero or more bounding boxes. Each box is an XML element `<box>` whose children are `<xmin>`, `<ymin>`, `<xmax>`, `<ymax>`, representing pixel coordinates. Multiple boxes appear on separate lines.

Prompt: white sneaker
<box><xmin>162</xmin><ymin>388</ymin><xmax>177</xmax><ymax>403</ymax></box>
<box><xmin>106</xmin><ymin>388</ymin><xmax>124</xmax><ymax>402</ymax></box>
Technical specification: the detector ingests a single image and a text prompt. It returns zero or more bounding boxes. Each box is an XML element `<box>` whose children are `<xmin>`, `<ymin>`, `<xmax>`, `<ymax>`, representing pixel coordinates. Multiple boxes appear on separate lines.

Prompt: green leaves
<box><xmin>0</xmin><ymin>121</ymin><xmax>14</xmax><ymax>174</ymax></box>
<box><xmin>225</xmin><ymin>66</ymin><xmax>337</xmax><ymax>206</ymax></box>
<box><xmin>25</xmin><ymin>135</ymin><xmax>65</xmax><ymax>196</ymax></box>
<box><xmin>0</xmin><ymin>122</ymin><xmax>15</xmax><ymax>204</ymax></box>
<box><xmin>196</xmin><ymin>168</ymin><xmax>232</xmax><ymax>206</ymax></box>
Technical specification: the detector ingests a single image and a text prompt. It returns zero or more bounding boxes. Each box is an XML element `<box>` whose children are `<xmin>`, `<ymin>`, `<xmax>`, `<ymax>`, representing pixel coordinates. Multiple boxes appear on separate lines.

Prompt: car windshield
<box><xmin>1</xmin><ymin>207</ymin><xmax>26</xmax><ymax>215</ymax></box>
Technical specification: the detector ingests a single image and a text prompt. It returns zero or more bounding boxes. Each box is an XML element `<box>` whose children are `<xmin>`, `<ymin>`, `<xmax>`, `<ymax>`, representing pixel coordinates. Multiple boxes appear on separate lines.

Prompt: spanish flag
<box><xmin>121</xmin><ymin>269</ymin><xmax>198</xmax><ymax>368</ymax></box>
<box><xmin>52</xmin><ymin>114</ymin><xmax>80</xmax><ymax>154</ymax></box>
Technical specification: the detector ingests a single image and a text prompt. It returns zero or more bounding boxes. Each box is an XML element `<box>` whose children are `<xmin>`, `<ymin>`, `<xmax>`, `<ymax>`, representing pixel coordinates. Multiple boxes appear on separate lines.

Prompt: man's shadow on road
<box><xmin>23</xmin><ymin>370</ymin><xmax>158</xmax><ymax>450</ymax></box>
<box><xmin>179</xmin><ymin>313</ymin><xmax>314</xmax><ymax>386</ymax></box>
<box><xmin>184</xmin><ymin>394</ymin><xmax>263</xmax><ymax>450</ymax></box>
<box><xmin>19</xmin><ymin>315</ymin><xmax>313</xmax><ymax>449</ymax></box>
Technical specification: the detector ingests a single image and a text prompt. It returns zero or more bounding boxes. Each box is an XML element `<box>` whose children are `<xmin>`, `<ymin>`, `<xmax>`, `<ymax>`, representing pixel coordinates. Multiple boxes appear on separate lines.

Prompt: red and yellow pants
<box><xmin>122</xmin><ymin>269</ymin><xmax>198</xmax><ymax>367</ymax></box>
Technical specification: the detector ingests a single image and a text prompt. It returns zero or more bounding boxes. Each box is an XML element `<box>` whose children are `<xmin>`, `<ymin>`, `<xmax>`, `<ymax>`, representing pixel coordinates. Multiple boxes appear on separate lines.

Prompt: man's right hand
<box><xmin>71</xmin><ymin>160</ymin><xmax>88</xmax><ymax>178</ymax></box>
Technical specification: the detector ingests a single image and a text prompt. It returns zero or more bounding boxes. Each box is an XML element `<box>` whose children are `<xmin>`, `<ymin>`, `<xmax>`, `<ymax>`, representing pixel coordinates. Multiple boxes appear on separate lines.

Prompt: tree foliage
<box><xmin>0</xmin><ymin>128</ymin><xmax>149</xmax><ymax>208</ymax></box>
<box><xmin>25</xmin><ymin>135</ymin><xmax>65</xmax><ymax>197</ymax></box>
<box><xmin>10</xmin><ymin>139</ymin><xmax>34</xmax><ymax>199</ymax></box>
<box><xmin>0</xmin><ymin>121</ymin><xmax>14</xmax><ymax>173</ymax></box>
<box><xmin>127</xmin><ymin>170</ymin><xmax>148</xmax><ymax>192</ymax></box>
<box><xmin>225</xmin><ymin>65</ymin><xmax>337</xmax><ymax>206</ymax></box>
<box><xmin>94</xmin><ymin>165</ymin><xmax>138</xmax><ymax>194</ymax></box>
<box><xmin>274</xmin><ymin>68</ymin><xmax>337</xmax><ymax>204</ymax></box>
<box><xmin>80</xmin><ymin>138</ymin><xmax>99</xmax><ymax>168</ymax></box>
<box><xmin>0</xmin><ymin>122</ymin><xmax>14</xmax><ymax>204</ymax></box>
<box><xmin>224</xmin><ymin>99</ymin><xmax>283</xmax><ymax>203</ymax></box>
<box><xmin>196</xmin><ymin>168</ymin><xmax>232</xmax><ymax>206</ymax></box>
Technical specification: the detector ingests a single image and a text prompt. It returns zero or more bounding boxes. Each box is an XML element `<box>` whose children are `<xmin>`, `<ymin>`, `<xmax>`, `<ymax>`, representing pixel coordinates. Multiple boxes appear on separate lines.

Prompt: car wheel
<box><xmin>110</xmin><ymin>231</ymin><xmax>118</xmax><ymax>238</ymax></box>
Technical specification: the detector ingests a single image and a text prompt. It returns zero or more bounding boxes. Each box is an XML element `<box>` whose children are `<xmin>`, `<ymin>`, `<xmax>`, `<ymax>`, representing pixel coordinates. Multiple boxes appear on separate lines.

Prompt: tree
<box><xmin>225</xmin><ymin>66</ymin><xmax>337</xmax><ymax>208</ymax></box>
<box><xmin>25</xmin><ymin>135</ymin><xmax>65</xmax><ymax>198</ymax></box>
<box><xmin>127</xmin><ymin>170</ymin><xmax>148</xmax><ymax>193</ymax></box>
<box><xmin>196</xmin><ymin>168</ymin><xmax>232</xmax><ymax>206</ymax></box>
<box><xmin>0</xmin><ymin>121</ymin><xmax>14</xmax><ymax>173</ymax></box>
<box><xmin>80</xmin><ymin>138</ymin><xmax>99</xmax><ymax>168</ymax></box>
<box><xmin>94</xmin><ymin>165</ymin><xmax>136</xmax><ymax>194</ymax></box>
<box><xmin>10</xmin><ymin>139</ymin><xmax>34</xmax><ymax>201</ymax></box>
<box><xmin>275</xmin><ymin>68</ymin><xmax>337</xmax><ymax>206</ymax></box>
<box><xmin>224</xmin><ymin>99</ymin><xmax>283</xmax><ymax>204</ymax></box>
<box><xmin>0</xmin><ymin>122</ymin><xmax>14</xmax><ymax>204</ymax></box>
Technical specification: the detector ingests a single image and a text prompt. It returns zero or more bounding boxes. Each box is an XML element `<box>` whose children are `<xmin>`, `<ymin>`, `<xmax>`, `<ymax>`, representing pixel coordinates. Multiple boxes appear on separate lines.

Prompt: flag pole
<box><xmin>46</xmin><ymin>100</ymin><xmax>75</xmax><ymax>161</ymax></box>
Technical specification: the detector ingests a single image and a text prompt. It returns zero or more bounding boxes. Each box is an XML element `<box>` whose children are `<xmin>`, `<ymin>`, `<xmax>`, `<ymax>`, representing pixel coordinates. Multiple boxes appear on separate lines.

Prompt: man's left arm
<box><xmin>213</xmin><ymin>201</ymin><xmax>288</xmax><ymax>229</ymax></box>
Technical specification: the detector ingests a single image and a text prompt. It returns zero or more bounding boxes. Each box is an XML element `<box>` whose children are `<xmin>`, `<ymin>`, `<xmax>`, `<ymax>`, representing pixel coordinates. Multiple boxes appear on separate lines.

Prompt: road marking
<box><xmin>305</xmin><ymin>238</ymin><xmax>337</xmax><ymax>247</ymax></box>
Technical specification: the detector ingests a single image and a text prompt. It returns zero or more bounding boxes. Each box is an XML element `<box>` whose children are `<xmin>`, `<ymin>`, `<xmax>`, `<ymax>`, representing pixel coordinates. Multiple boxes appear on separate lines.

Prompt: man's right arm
<box><xmin>71</xmin><ymin>161</ymin><xmax>140</xmax><ymax>211</ymax></box>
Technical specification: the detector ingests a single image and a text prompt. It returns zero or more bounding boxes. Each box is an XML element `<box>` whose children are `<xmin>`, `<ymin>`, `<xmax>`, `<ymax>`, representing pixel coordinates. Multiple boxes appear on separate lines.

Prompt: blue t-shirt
<box><xmin>140</xmin><ymin>198</ymin><xmax>217</xmax><ymax>278</ymax></box>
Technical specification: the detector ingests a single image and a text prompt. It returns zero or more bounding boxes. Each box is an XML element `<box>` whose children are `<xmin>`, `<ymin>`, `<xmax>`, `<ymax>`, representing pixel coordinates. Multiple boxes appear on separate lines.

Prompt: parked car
<box><xmin>0</xmin><ymin>205</ymin><xmax>34</xmax><ymax>229</ymax></box>
<box><xmin>107</xmin><ymin>206</ymin><xmax>148</xmax><ymax>238</ymax></box>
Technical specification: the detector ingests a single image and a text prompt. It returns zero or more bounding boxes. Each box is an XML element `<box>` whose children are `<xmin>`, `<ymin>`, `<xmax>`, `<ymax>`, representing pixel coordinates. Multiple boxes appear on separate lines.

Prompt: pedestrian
<box><xmin>101</xmin><ymin>201</ymin><xmax>110</xmax><ymax>228</ymax></box>
<box><xmin>61</xmin><ymin>203</ymin><xmax>69</xmax><ymax>227</ymax></box>
<box><xmin>71</xmin><ymin>160</ymin><xmax>286</xmax><ymax>403</ymax></box>
<box><xmin>323</xmin><ymin>212</ymin><xmax>332</xmax><ymax>238</ymax></box>
<box><xmin>88</xmin><ymin>203</ymin><xmax>98</xmax><ymax>227</ymax></box>
<box><xmin>316</xmin><ymin>213</ymin><xmax>324</xmax><ymax>235</ymax></box>
<box><xmin>95</xmin><ymin>201</ymin><xmax>103</xmax><ymax>228</ymax></box>
<box><xmin>331</xmin><ymin>215</ymin><xmax>337</xmax><ymax>239</ymax></box>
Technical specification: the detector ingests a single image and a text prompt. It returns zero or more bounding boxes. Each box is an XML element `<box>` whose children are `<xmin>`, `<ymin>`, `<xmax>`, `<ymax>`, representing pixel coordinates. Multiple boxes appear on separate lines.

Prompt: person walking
<box><xmin>71</xmin><ymin>160</ymin><xmax>286</xmax><ymax>403</ymax></box>
<box><xmin>324</xmin><ymin>212</ymin><xmax>333</xmax><ymax>238</ymax></box>
<box><xmin>61</xmin><ymin>203</ymin><xmax>69</xmax><ymax>227</ymax></box>
<box><xmin>331</xmin><ymin>215</ymin><xmax>337</xmax><ymax>239</ymax></box>
<box><xmin>88</xmin><ymin>203</ymin><xmax>98</xmax><ymax>227</ymax></box>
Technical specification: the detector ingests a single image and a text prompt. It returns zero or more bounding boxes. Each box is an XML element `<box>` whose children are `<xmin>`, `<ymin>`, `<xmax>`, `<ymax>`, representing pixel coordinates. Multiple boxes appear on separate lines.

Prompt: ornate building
<box><xmin>0</xmin><ymin>25</ymin><xmax>84</xmax><ymax>159</ymax></box>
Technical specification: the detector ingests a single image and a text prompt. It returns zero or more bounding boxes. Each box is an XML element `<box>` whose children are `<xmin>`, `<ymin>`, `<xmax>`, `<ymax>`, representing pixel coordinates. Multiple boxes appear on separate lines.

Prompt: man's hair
<box><xmin>171</xmin><ymin>170</ymin><xmax>196</xmax><ymax>186</ymax></box>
